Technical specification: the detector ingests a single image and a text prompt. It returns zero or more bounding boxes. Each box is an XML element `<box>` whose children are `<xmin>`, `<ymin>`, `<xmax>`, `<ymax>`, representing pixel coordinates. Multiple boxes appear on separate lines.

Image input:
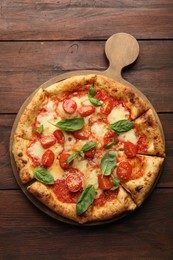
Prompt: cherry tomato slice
<box><xmin>98</xmin><ymin>175</ymin><xmax>113</xmax><ymax>190</ymax></box>
<box><xmin>65</xmin><ymin>172</ymin><xmax>82</xmax><ymax>192</ymax></box>
<box><xmin>84</xmin><ymin>147</ymin><xmax>96</xmax><ymax>159</ymax></box>
<box><xmin>62</xmin><ymin>99</ymin><xmax>77</xmax><ymax>114</ymax></box>
<box><xmin>124</xmin><ymin>141</ymin><xmax>137</xmax><ymax>158</ymax></box>
<box><xmin>53</xmin><ymin>129</ymin><xmax>65</xmax><ymax>144</ymax></box>
<box><xmin>59</xmin><ymin>153</ymin><xmax>72</xmax><ymax>169</ymax></box>
<box><xmin>42</xmin><ymin>149</ymin><xmax>55</xmax><ymax>168</ymax></box>
<box><xmin>73</xmin><ymin>129</ymin><xmax>90</xmax><ymax>140</ymax></box>
<box><xmin>116</xmin><ymin>161</ymin><xmax>132</xmax><ymax>182</ymax></box>
<box><xmin>40</xmin><ymin>135</ymin><xmax>56</xmax><ymax>149</ymax></box>
<box><xmin>103</xmin><ymin>130</ymin><xmax>117</xmax><ymax>147</ymax></box>
<box><xmin>100</xmin><ymin>98</ymin><xmax>114</xmax><ymax>115</ymax></box>
<box><xmin>78</xmin><ymin>105</ymin><xmax>95</xmax><ymax>117</ymax></box>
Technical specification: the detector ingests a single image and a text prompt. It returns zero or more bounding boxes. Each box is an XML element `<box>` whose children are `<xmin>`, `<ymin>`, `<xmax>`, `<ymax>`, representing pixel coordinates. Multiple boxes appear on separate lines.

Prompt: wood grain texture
<box><xmin>0</xmin><ymin>113</ymin><xmax>172</xmax><ymax>190</ymax></box>
<box><xmin>0</xmin><ymin>189</ymin><xmax>173</xmax><ymax>259</ymax></box>
<box><xmin>0</xmin><ymin>40</ymin><xmax>173</xmax><ymax>113</ymax></box>
<box><xmin>0</xmin><ymin>1</ymin><xmax>173</xmax><ymax>40</ymax></box>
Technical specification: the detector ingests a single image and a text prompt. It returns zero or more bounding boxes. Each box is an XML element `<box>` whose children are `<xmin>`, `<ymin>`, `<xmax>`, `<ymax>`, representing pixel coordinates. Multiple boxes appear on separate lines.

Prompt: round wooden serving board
<box><xmin>10</xmin><ymin>33</ymin><xmax>165</xmax><ymax>226</ymax></box>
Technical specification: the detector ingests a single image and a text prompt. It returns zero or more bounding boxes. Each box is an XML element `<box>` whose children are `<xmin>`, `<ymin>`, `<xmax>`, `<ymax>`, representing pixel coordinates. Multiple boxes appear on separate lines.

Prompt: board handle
<box><xmin>104</xmin><ymin>33</ymin><xmax>139</xmax><ymax>82</ymax></box>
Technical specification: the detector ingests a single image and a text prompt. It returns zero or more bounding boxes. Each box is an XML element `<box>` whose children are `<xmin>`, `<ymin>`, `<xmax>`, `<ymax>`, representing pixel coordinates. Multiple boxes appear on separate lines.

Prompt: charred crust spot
<box><xmin>18</xmin><ymin>152</ymin><xmax>23</xmax><ymax>157</ymax></box>
<box><xmin>22</xmin><ymin>160</ymin><xmax>27</xmax><ymax>164</ymax></box>
<box><xmin>135</xmin><ymin>185</ymin><xmax>143</xmax><ymax>192</ymax></box>
<box><xmin>33</xmin><ymin>191</ymin><xmax>44</xmax><ymax>199</ymax></box>
<box><xmin>146</xmin><ymin>115</ymin><xmax>153</xmax><ymax>127</ymax></box>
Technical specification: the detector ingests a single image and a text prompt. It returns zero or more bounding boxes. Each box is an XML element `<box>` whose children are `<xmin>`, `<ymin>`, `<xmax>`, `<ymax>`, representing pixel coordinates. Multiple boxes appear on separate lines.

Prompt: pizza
<box><xmin>12</xmin><ymin>74</ymin><xmax>165</xmax><ymax>224</ymax></box>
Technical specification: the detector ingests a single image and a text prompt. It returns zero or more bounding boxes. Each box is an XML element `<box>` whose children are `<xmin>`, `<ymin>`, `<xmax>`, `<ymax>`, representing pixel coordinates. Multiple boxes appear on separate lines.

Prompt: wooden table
<box><xmin>0</xmin><ymin>1</ymin><xmax>173</xmax><ymax>259</ymax></box>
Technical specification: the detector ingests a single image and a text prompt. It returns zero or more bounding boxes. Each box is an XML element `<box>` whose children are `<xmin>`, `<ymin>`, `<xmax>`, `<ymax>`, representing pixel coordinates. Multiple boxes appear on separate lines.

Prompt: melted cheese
<box><xmin>36</xmin><ymin>101</ymin><xmax>59</xmax><ymax>135</ymax></box>
<box><xmin>107</xmin><ymin>105</ymin><xmax>129</xmax><ymax>123</ymax></box>
<box><xmin>90</xmin><ymin>122</ymin><xmax>107</xmax><ymax>146</ymax></box>
<box><xmin>27</xmin><ymin>141</ymin><xmax>45</xmax><ymax>162</ymax></box>
<box><xmin>118</xmin><ymin>129</ymin><xmax>139</xmax><ymax>145</ymax></box>
<box><xmin>48</xmin><ymin>161</ymin><xmax>64</xmax><ymax>180</ymax></box>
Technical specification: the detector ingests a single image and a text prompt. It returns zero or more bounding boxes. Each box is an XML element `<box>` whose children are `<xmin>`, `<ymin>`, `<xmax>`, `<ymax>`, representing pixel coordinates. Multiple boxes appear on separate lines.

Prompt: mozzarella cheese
<box><xmin>36</xmin><ymin>101</ymin><xmax>59</xmax><ymax>135</ymax></box>
<box><xmin>27</xmin><ymin>141</ymin><xmax>45</xmax><ymax>162</ymax></box>
<box><xmin>118</xmin><ymin>129</ymin><xmax>139</xmax><ymax>145</ymax></box>
<box><xmin>107</xmin><ymin>104</ymin><xmax>129</xmax><ymax>124</ymax></box>
<box><xmin>90</xmin><ymin>122</ymin><xmax>107</xmax><ymax>146</ymax></box>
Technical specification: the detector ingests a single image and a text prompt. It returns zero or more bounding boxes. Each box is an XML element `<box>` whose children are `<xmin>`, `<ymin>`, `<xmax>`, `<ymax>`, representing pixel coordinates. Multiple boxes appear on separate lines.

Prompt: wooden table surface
<box><xmin>0</xmin><ymin>1</ymin><xmax>173</xmax><ymax>259</ymax></box>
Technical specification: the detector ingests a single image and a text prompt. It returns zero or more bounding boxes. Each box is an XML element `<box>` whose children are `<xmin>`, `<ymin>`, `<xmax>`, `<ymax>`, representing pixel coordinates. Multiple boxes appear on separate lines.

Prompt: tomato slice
<box><xmin>84</xmin><ymin>147</ymin><xmax>96</xmax><ymax>159</ymax></box>
<box><xmin>62</xmin><ymin>99</ymin><xmax>77</xmax><ymax>114</ymax></box>
<box><xmin>103</xmin><ymin>130</ymin><xmax>117</xmax><ymax>147</ymax></box>
<box><xmin>137</xmin><ymin>133</ymin><xmax>148</xmax><ymax>153</ymax></box>
<box><xmin>73</xmin><ymin>129</ymin><xmax>90</xmax><ymax>140</ymax></box>
<box><xmin>59</xmin><ymin>153</ymin><xmax>73</xmax><ymax>169</ymax></box>
<box><xmin>53</xmin><ymin>179</ymin><xmax>81</xmax><ymax>203</ymax></box>
<box><xmin>100</xmin><ymin>98</ymin><xmax>114</xmax><ymax>115</ymax></box>
<box><xmin>78</xmin><ymin>105</ymin><xmax>95</xmax><ymax>117</ymax></box>
<box><xmin>65</xmin><ymin>172</ymin><xmax>82</xmax><ymax>192</ymax></box>
<box><xmin>40</xmin><ymin>135</ymin><xmax>56</xmax><ymax>149</ymax></box>
<box><xmin>53</xmin><ymin>129</ymin><xmax>65</xmax><ymax>144</ymax></box>
<box><xmin>124</xmin><ymin>141</ymin><xmax>137</xmax><ymax>158</ymax></box>
<box><xmin>42</xmin><ymin>149</ymin><xmax>55</xmax><ymax>168</ymax></box>
<box><xmin>116</xmin><ymin>161</ymin><xmax>132</xmax><ymax>182</ymax></box>
<box><xmin>98</xmin><ymin>175</ymin><xmax>113</xmax><ymax>190</ymax></box>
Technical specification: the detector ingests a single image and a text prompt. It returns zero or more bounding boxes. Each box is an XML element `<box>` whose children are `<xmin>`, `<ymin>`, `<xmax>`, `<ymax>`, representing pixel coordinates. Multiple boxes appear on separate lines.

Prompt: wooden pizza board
<box><xmin>10</xmin><ymin>33</ymin><xmax>165</xmax><ymax>226</ymax></box>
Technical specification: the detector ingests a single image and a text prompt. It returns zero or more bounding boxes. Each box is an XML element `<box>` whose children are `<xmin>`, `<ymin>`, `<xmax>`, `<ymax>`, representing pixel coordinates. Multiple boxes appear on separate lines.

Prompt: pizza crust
<box><xmin>122</xmin><ymin>155</ymin><xmax>164</xmax><ymax>206</ymax></box>
<box><xmin>45</xmin><ymin>74</ymin><xmax>97</xmax><ymax>97</ymax></box>
<box><xmin>134</xmin><ymin>109</ymin><xmax>165</xmax><ymax>156</ymax></box>
<box><xmin>95</xmin><ymin>74</ymin><xmax>149</xmax><ymax>119</ymax></box>
<box><xmin>14</xmin><ymin>88</ymin><xmax>47</xmax><ymax>140</ymax></box>
<box><xmin>12</xmin><ymin>137</ymin><xmax>34</xmax><ymax>183</ymax></box>
<box><xmin>27</xmin><ymin>181</ymin><xmax>136</xmax><ymax>224</ymax></box>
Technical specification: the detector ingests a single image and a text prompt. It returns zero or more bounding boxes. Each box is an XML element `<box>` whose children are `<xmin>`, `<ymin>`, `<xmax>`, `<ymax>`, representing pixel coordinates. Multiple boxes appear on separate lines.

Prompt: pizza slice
<box><xmin>114</xmin><ymin>109</ymin><xmax>165</xmax><ymax>157</ymax></box>
<box><xmin>95</xmin><ymin>74</ymin><xmax>149</xmax><ymax>120</ymax></box>
<box><xmin>27</xmin><ymin>179</ymin><xmax>136</xmax><ymax>224</ymax></box>
<box><xmin>115</xmin><ymin>152</ymin><xmax>164</xmax><ymax>206</ymax></box>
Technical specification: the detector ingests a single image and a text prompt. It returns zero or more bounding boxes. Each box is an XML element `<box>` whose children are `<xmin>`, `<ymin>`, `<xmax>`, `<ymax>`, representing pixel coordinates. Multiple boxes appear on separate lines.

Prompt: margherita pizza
<box><xmin>12</xmin><ymin>74</ymin><xmax>165</xmax><ymax>224</ymax></box>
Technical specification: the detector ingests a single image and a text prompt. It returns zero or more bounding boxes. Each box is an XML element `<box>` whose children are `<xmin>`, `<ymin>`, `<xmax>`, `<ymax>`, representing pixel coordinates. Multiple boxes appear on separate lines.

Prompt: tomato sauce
<box><xmin>53</xmin><ymin>179</ymin><xmax>82</xmax><ymax>203</ymax></box>
<box><xmin>94</xmin><ymin>189</ymin><xmax>119</xmax><ymax>207</ymax></box>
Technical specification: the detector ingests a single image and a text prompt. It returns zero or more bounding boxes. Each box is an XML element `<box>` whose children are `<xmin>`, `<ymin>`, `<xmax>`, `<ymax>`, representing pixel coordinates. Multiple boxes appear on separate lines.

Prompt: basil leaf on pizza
<box><xmin>110</xmin><ymin>177</ymin><xmax>121</xmax><ymax>190</ymax></box>
<box><xmin>66</xmin><ymin>152</ymin><xmax>78</xmax><ymax>165</ymax></box>
<box><xmin>81</xmin><ymin>142</ymin><xmax>97</xmax><ymax>152</ymax></box>
<box><xmin>109</xmin><ymin>119</ymin><xmax>134</xmax><ymax>134</ymax></box>
<box><xmin>105</xmin><ymin>137</ymin><xmax>117</xmax><ymax>149</ymax></box>
<box><xmin>66</xmin><ymin>142</ymin><xmax>97</xmax><ymax>164</ymax></box>
<box><xmin>32</xmin><ymin>124</ymin><xmax>43</xmax><ymax>134</ymax></box>
<box><xmin>101</xmin><ymin>151</ymin><xmax>116</xmax><ymax>176</ymax></box>
<box><xmin>55</xmin><ymin>118</ymin><xmax>84</xmax><ymax>132</ymax></box>
<box><xmin>34</xmin><ymin>167</ymin><xmax>54</xmax><ymax>185</ymax></box>
<box><xmin>76</xmin><ymin>185</ymin><xmax>96</xmax><ymax>215</ymax></box>
<box><xmin>88</xmin><ymin>85</ymin><xmax>102</xmax><ymax>107</ymax></box>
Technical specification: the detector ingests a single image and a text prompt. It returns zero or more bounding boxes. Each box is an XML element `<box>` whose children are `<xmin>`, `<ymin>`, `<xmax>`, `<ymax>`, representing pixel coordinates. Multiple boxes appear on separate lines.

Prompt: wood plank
<box><xmin>0</xmin><ymin>1</ymin><xmax>173</xmax><ymax>40</ymax></box>
<box><xmin>0</xmin><ymin>40</ymin><xmax>173</xmax><ymax>113</ymax></box>
<box><xmin>0</xmin><ymin>189</ymin><xmax>173</xmax><ymax>259</ymax></box>
<box><xmin>0</xmin><ymin>113</ymin><xmax>172</xmax><ymax>190</ymax></box>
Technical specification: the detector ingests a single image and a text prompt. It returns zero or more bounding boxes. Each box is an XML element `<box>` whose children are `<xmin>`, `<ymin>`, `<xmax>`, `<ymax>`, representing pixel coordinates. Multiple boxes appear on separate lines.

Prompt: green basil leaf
<box><xmin>88</xmin><ymin>85</ymin><xmax>102</xmax><ymax>107</ymax></box>
<box><xmin>105</xmin><ymin>137</ymin><xmax>118</xmax><ymax>149</ymax></box>
<box><xmin>88</xmin><ymin>85</ymin><xmax>96</xmax><ymax>97</ymax></box>
<box><xmin>100</xmin><ymin>151</ymin><xmax>116</xmax><ymax>176</ymax></box>
<box><xmin>78</xmin><ymin>150</ymin><xmax>85</xmax><ymax>158</ymax></box>
<box><xmin>89</xmin><ymin>97</ymin><xmax>102</xmax><ymax>107</ymax></box>
<box><xmin>66</xmin><ymin>152</ymin><xmax>78</xmax><ymax>165</ymax></box>
<box><xmin>76</xmin><ymin>185</ymin><xmax>96</xmax><ymax>215</ymax></box>
<box><xmin>34</xmin><ymin>167</ymin><xmax>54</xmax><ymax>185</ymax></box>
<box><xmin>110</xmin><ymin>177</ymin><xmax>121</xmax><ymax>190</ymax></box>
<box><xmin>81</xmin><ymin>142</ymin><xmax>97</xmax><ymax>152</ymax></box>
<box><xmin>55</xmin><ymin>118</ymin><xmax>84</xmax><ymax>132</ymax></box>
<box><xmin>32</xmin><ymin>124</ymin><xmax>43</xmax><ymax>134</ymax></box>
<box><xmin>109</xmin><ymin>119</ymin><xmax>134</xmax><ymax>134</ymax></box>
